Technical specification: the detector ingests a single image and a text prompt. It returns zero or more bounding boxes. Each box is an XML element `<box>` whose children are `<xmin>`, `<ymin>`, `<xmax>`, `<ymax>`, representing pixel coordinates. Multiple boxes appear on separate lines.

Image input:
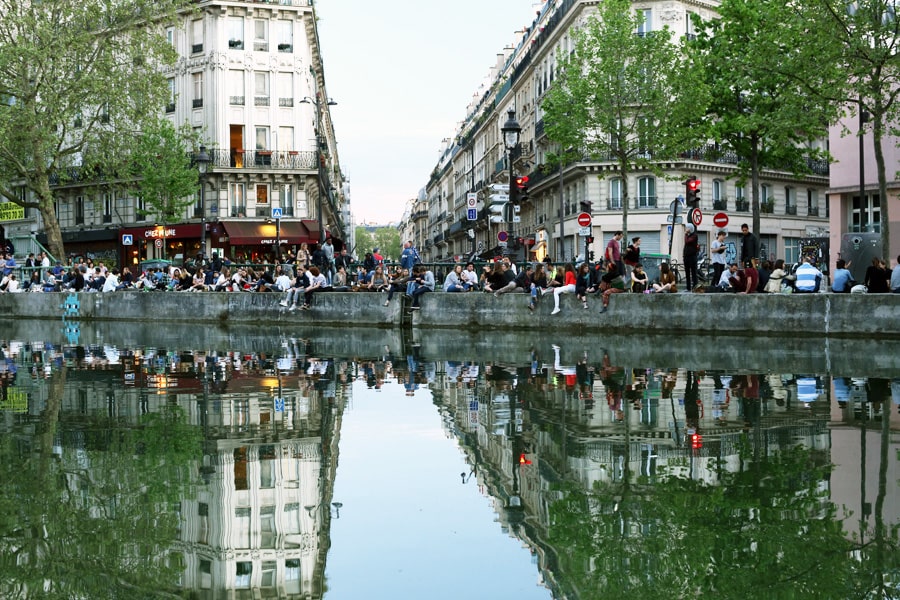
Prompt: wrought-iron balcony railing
<box><xmin>761</xmin><ymin>201</ymin><xmax>775</xmax><ymax>214</ymax></box>
<box><xmin>735</xmin><ymin>199</ymin><xmax>750</xmax><ymax>212</ymax></box>
<box><xmin>208</xmin><ymin>149</ymin><xmax>318</xmax><ymax>170</ymax></box>
<box><xmin>785</xmin><ymin>205</ymin><xmax>797</xmax><ymax>215</ymax></box>
<box><xmin>636</xmin><ymin>197</ymin><xmax>657</xmax><ymax>209</ymax></box>
<box><xmin>607</xmin><ymin>199</ymin><xmax>623</xmax><ymax>210</ymax></box>
<box><xmin>808</xmin><ymin>206</ymin><xmax>820</xmax><ymax>217</ymax></box>
<box><xmin>712</xmin><ymin>198</ymin><xmax>728</xmax><ymax>211</ymax></box>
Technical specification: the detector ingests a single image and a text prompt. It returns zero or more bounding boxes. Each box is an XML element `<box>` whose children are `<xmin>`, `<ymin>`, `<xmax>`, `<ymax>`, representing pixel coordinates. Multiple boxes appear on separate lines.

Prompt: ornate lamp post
<box><xmin>195</xmin><ymin>145</ymin><xmax>210</xmax><ymax>257</ymax></box>
<box><xmin>500</xmin><ymin>109</ymin><xmax>521</xmax><ymax>255</ymax></box>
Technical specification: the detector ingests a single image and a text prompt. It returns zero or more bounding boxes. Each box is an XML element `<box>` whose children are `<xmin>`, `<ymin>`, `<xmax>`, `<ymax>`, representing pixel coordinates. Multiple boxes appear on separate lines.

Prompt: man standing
<box><xmin>399</xmin><ymin>240</ymin><xmax>420</xmax><ymax>271</ymax></box>
<box><xmin>710</xmin><ymin>230</ymin><xmax>727</xmax><ymax>287</ymax></box>
<box><xmin>682</xmin><ymin>224</ymin><xmax>700</xmax><ymax>292</ymax></box>
<box><xmin>321</xmin><ymin>237</ymin><xmax>335</xmax><ymax>285</ymax></box>
<box><xmin>605</xmin><ymin>230</ymin><xmax>624</xmax><ymax>275</ymax></box>
<box><xmin>740</xmin><ymin>223</ymin><xmax>759</xmax><ymax>267</ymax></box>
<box><xmin>334</xmin><ymin>247</ymin><xmax>352</xmax><ymax>273</ymax></box>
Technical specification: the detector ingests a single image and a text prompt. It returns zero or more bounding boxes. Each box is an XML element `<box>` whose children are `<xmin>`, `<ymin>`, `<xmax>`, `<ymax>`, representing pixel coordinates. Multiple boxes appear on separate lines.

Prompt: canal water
<box><xmin>0</xmin><ymin>325</ymin><xmax>898</xmax><ymax>599</ymax></box>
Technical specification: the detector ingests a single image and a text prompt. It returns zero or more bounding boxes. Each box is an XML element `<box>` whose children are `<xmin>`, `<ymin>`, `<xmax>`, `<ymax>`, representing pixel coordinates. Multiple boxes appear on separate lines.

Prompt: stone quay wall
<box><xmin>1</xmin><ymin>290</ymin><xmax>899</xmax><ymax>338</ymax></box>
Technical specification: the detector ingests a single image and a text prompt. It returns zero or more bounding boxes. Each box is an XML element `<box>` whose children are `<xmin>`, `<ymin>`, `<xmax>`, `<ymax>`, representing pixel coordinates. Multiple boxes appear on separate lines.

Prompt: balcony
<box><xmin>228</xmin><ymin>39</ymin><xmax>244</xmax><ymax>50</ymax></box>
<box><xmin>712</xmin><ymin>198</ymin><xmax>728</xmax><ymax>211</ymax></box>
<box><xmin>785</xmin><ymin>205</ymin><xmax>797</xmax><ymax>215</ymax></box>
<box><xmin>192</xmin><ymin>43</ymin><xmax>203</xmax><ymax>54</ymax></box>
<box><xmin>192</xmin><ymin>98</ymin><xmax>203</xmax><ymax>108</ymax></box>
<box><xmin>230</xmin><ymin>205</ymin><xmax>247</xmax><ymax>218</ymax></box>
<box><xmin>102</xmin><ymin>214</ymin><xmax>112</xmax><ymax>224</ymax></box>
<box><xmin>761</xmin><ymin>201</ymin><xmax>774</xmax><ymax>214</ymax></box>
<box><xmin>636</xmin><ymin>197</ymin><xmax>657</xmax><ymax>209</ymax></box>
<box><xmin>254</xmin><ymin>41</ymin><xmax>269</xmax><ymax>52</ymax></box>
<box><xmin>230</xmin><ymin>96</ymin><xmax>245</xmax><ymax>106</ymax></box>
<box><xmin>607</xmin><ymin>200</ymin><xmax>623</xmax><ymax>210</ymax></box>
<box><xmin>278</xmin><ymin>43</ymin><xmax>293</xmax><ymax>52</ymax></box>
<box><xmin>164</xmin><ymin>103</ymin><xmax>174</xmax><ymax>114</ymax></box>
<box><xmin>254</xmin><ymin>96</ymin><xmax>270</xmax><ymax>107</ymax></box>
<box><xmin>735</xmin><ymin>199</ymin><xmax>750</xmax><ymax>212</ymax></box>
<box><xmin>808</xmin><ymin>206</ymin><xmax>820</xmax><ymax>217</ymax></box>
<box><xmin>278</xmin><ymin>97</ymin><xmax>294</xmax><ymax>107</ymax></box>
<box><xmin>211</xmin><ymin>149</ymin><xmax>317</xmax><ymax>170</ymax></box>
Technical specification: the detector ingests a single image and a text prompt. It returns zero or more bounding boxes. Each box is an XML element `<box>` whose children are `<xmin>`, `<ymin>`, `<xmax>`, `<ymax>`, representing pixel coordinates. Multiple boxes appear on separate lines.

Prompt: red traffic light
<box><xmin>690</xmin><ymin>433</ymin><xmax>703</xmax><ymax>449</ymax></box>
<box><xmin>515</xmin><ymin>176</ymin><xmax>529</xmax><ymax>188</ymax></box>
<box><xmin>687</xmin><ymin>178</ymin><xmax>700</xmax><ymax>191</ymax></box>
<box><xmin>518</xmin><ymin>453</ymin><xmax>532</xmax><ymax>465</ymax></box>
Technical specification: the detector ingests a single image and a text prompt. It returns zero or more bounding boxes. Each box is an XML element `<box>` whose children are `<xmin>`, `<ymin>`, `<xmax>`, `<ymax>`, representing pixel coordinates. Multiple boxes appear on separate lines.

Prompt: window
<box><xmin>761</xmin><ymin>184</ymin><xmax>773</xmax><ymax>213</ymax></box>
<box><xmin>851</xmin><ymin>194</ymin><xmax>881</xmax><ymax>232</ymax></box>
<box><xmin>191</xmin><ymin>19</ymin><xmax>203</xmax><ymax>53</ymax></box>
<box><xmin>259</xmin><ymin>445</ymin><xmax>275</xmax><ymax>489</ymax></box>
<box><xmin>192</xmin><ymin>72</ymin><xmax>203</xmax><ymax>108</ymax></box>
<box><xmin>256</xmin><ymin>183</ymin><xmax>269</xmax><ymax>205</ymax></box>
<box><xmin>278</xmin><ymin>20</ymin><xmax>293</xmax><ymax>52</ymax></box>
<box><xmin>260</xmin><ymin>506</ymin><xmax>276</xmax><ymax>548</ymax></box>
<box><xmin>234</xmin><ymin>447</ymin><xmax>248</xmax><ymax>490</ymax></box>
<box><xmin>261</xmin><ymin>561</ymin><xmax>277</xmax><ymax>588</ymax></box>
<box><xmin>735</xmin><ymin>184</ymin><xmax>748</xmax><ymax>211</ymax></box>
<box><xmin>235</xmin><ymin>561</ymin><xmax>252</xmax><ymax>588</ymax></box>
<box><xmin>228</xmin><ymin>18</ymin><xmax>244</xmax><ymax>49</ymax></box>
<box><xmin>685</xmin><ymin>11</ymin><xmax>697</xmax><ymax>40</ymax></box>
<box><xmin>278</xmin><ymin>126</ymin><xmax>294</xmax><ymax>151</ymax></box>
<box><xmin>199</xmin><ymin>560</ymin><xmax>211</xmax><ymax>589</ymax></box>
<box><xmin>166</xmin><ymin>79</ymin><xmax>175</xmax><ymax>113</ymax></box>
<box><xmin>230</xmin><ymin>70</ymin><xmax>244</xmax><ymax>105</ymax></box>
<box><xmin>807</xmin><ymin>188</ymin><xmax>819</xmax><ymax>216</ymax></box>
<box><xmin>255</xmin><ymin>126</ymin><xmax>269</xmax><ymax>151</ymax></box>
<box><xmin>608</xmin><ymin>178</ymin><xmax>623</xmax><ymax>209</ymax></box>
<box><xmin>712</xmin><ymin>179</ymin><xmax>725</xmax><ymax>209</ymax></box>
<box><xmin>254</xmin><ymin>20</ymin><xmax>268</xmax><ymax>52</ymax></box>
<box><xmin>785</xmin><ymin>186</ymin><xmax>797</xmax><ymax>215</ymax></box>
<box><xmin>637</xmin><ymin>9</ymin><xmax>652</xmax><ymax>36</ymax></box>
<box><xmin>166</xmin><ymin>27</ymin><xmax>175</xmax><ymax>48</ymax></box>
<box><xmin>102</xmin><ymin>193</ymin><xmax>113</xmax><ymax>223</ymax></box>
<box><xmin>784</xmin><ymin>237</ymin><xmax>800</xmax><ymax>264</ymax></box>
<box><xmin>637</xmin><ymin>176</ymin><xmax>656</xmax><ymax>208</ymax></box>
<box><xmin>277</xmin><ymin>72</ymin><xmax>294</xmax><ymax>107</ymax></box>
<box><xmin>135</xmin><ymin>195</ymin><xmax>146</xmax><ymax>222</ymax></box>
<box><xmin>198</xmin><ymin>503</ymin><xmax>209</xmax><ymax>545</ymax></box>
<box><xmin>75</xmin><ymin>196</ymin><xmax>84</xmax><ymax>224</ymax></box>
<box><xmin>285</xmin><ymin>559</ymin><xmax>301</xmax><ymax>594</ymax></box>
<box><xmin>281</xmin><ymin>184</ymin><xmax>294</xmax><ymax>216</ymax></box>
<box><xmin>254</xmin><ymin>72</ymin><xmax>269</xmax><ymax>106</ymax></box>
<box><xmin>230</xmin><ymin>183</ymin><xmax>246</xmax><ymax>217</ymax></box>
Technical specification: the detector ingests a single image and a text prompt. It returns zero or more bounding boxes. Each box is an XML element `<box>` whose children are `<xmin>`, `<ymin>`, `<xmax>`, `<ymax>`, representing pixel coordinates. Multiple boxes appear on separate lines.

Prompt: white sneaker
<box><xmin>383</xmin><ymin>300</ymin><xmax>389</xmax><ymax>306</ymax></box>
<box><xmin>289</xmin><ymin>304</ymin><xmax>297</xmax><ymax>311</ymax></box>
<box><xmin>551</xmin><ymin>307</ymin><xmax>561</xmax><ymax>315</ymax></box>
<box><xmin>279</xmin><ymin>301</ymin><xmax>288</xmax><ymax>307</ymax></box>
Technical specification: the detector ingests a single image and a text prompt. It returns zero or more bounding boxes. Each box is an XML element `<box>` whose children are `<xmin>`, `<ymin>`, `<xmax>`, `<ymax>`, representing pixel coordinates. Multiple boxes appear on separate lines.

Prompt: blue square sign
<box><xmin>467</xmin><ymin>208</ymin><xmax>477</xmax><ymax>221</ymax></box>
<box><xmin>271</xmin><ymin>207</ymin><xmax>283</xmax><ymax>219</ymax></box>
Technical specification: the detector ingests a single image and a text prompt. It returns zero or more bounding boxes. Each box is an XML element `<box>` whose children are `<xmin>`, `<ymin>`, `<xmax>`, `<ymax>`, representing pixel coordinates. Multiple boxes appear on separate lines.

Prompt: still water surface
<box><xmin>0</xmin><ymin>326</ymin><xmax>898</xmax><ymax>599</ymax></box>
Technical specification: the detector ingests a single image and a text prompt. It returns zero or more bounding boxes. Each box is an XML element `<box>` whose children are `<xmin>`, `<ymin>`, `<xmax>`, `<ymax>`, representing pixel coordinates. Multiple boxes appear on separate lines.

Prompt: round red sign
<box><xmin>577</xmin><ymin>212</ymin><xmax>592</xmax><ymax>227</ymax></box>
<box><xmin>713</xmin><ymin>212</ymin><xmax>729</xmax><ymax>228</ymax></box>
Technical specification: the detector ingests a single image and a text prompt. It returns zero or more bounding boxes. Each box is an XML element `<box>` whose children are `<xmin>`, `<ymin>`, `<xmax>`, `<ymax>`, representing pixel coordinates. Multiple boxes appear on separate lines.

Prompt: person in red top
<box><xmin>738</xmin><ymin>259</ymin><xmax>759</xmax><ymax>294</ymax></box>
<box><xmin>550</xmin><ymin>263</ymin><xmax>577</xmax><ymax>315</ymax></box>
<box><xmin>372</xmin><ymin>248</ymin><xmax>384</xmax><ymax>264</ymax></box>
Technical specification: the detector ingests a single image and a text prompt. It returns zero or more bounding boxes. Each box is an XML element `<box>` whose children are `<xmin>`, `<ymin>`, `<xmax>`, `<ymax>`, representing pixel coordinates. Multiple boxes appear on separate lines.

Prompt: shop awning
<box><xmin>221</xmin><ymin>220</ymin><xmax>312</xmax><ymax>245</ymax></box>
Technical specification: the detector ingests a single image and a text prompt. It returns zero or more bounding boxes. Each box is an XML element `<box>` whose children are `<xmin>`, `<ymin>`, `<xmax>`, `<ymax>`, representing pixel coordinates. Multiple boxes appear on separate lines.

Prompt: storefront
<box><xmin>37</xmin><ymin>228</ymin><xmax>119</xmax><ymax>266</ymax></box>
<box><xmin>119</xmin><ymin>224</ymin><xmax>203</xmax><ymax>268</ymax></box>
<box><xmin>220</xmin><ymin>219</ymin><xmax>315</xmax><ymax>263</ymax></box>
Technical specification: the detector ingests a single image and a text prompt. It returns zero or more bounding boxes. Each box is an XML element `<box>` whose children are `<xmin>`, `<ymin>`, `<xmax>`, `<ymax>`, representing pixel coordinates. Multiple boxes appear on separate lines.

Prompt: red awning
<box><xmin>221</xmin><ymin>220</ymin><xmax>312</xmax><ymax>245</ymax></box>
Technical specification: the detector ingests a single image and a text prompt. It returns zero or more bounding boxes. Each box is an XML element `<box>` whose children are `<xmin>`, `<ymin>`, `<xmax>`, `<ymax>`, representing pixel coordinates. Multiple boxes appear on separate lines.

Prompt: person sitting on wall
<box><xmin>831</xmin><ymin>259</ymin><xmax>854</xmax><ymax>293</ymax></box>
<box><xmin>795</xmin><ymin>256</ymin><xmax>823</xmax><ymax>293</ymax></box>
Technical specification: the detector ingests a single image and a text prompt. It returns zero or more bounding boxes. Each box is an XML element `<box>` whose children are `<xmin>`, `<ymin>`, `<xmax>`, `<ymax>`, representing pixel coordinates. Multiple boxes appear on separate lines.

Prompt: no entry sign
<box><xmin>576</xmin><ymin>212</ymin><xmax>592</xmax><ymax>227</ymax></box>
<box><xmin>713</xmin><ymin>212</ymin><xmax>729</xmax><ymax>228</ymax></box>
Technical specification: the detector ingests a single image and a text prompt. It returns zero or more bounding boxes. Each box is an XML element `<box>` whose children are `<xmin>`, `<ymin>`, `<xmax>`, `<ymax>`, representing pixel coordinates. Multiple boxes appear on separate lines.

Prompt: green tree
<box><xmin>542</xmin><ymin>0</ymin><xmax>707</xmax><ymax>242</ymax></box>
<box><xmin>691</xmin><ymin>0</ymin><xmax>838</xmax><ymax>245</ymax></box>
<box><xmin>0</xmin><ymin>0</ymin><xmax>191</xmax><ymax>261</ymax></box>
<box><xmin>132</xmin><ymin>118</ymin><xmax>200</xmax><ymax>225</ymax></box>
<box><xmin>797</xmin><ymin>0</ymin><xmax>900</xmax><ymax>259</ymax></box>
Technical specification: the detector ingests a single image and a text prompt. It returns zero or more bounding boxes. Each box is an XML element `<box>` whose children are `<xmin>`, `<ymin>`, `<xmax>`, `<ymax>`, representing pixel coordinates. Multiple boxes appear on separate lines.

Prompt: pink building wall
<box><xmin>828</xmin><ymin>115</ymin><xmax>900</xmax><ymax>266</ymax></box>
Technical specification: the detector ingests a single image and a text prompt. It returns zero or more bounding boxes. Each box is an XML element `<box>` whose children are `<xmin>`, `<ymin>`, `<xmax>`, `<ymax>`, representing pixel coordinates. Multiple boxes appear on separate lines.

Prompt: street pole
<box><xmin>501</xmin><ymin>109</ymin><xmax>521</xmax><ymax>261</ymax></box>
<box><xmin>196</xmin><ymin>146</ymin><xmax>210</xmax><ymax>259</ymax></box>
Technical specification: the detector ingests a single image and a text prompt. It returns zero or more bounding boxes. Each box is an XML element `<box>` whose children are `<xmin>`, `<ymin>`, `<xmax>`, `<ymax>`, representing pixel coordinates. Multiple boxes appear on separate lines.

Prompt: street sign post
<box><xmin>576</xmin><ymin>212</ymin><xmax>592</xmax><ymax>227</ymax></box>
<box><xmin>578</xmin><ymin>226</ymin><xmax>591</xmax><ymax>236</ymax></box>
<box><xmin>271</xmin><ymin>207</ymin><xmax>283</xmax><ymax>219</ymax></box>
<box><xmin>691</xmin><ymin>208</ymin><xmax>703</xmax><ymax>226</ymax></box>
<box><xmin>489</xmin><ymin>184</ymin><xmax>510</xmax><ymax>192</ymax></box>
<box><xmin>467</xmin><ymin>192</ymin><xmax>478</xmax><ymax>208</ymax></box>
<box><xmin>498</xmin><ymin>231</ymin><xmax>509</xmax><ymax>243</ymax></box>
<box><xmin>467</xmin><ymin>208</ymin><xmax>477</xmax><ymax>221</ymax></box>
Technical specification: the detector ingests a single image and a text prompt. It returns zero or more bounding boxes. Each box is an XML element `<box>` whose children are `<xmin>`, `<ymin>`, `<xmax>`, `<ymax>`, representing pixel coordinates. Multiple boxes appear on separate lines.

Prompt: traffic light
<box><xmin>586</xmin><ymin>236</ymin><xmax>594</xmax><ymax>244</ymax></box>
<box><xmin>690</xmin><ymin>432</ymin><xmax>703</xmax><ymax>449</ymax></box>
<box><xmin>685</xmin><ymin>177</ymin><xmax>701</xmax><ymax>208</ymax></box>
<box><xmin>518</xmin><ymin>453</ymin><xmax>532</xmax><ymax>466</ymax></box>
<box><xmin>515</xmin><ymin>176</ymin><xmax>529</xmax><ymax>202</ymax></box>
<box><xmin>580</xmin><ymin>200</ymin><xmax>593</xmax><ymax>213</ymax></box>
<box><xmin>489</xmin><ymin>195</ymin><xmax>506</xmax><ymax>224</ymax></box>
<box><xmin>589</xmin><ymin>251</ymin><xmax>595</xmax><ymax>261</ymax></box>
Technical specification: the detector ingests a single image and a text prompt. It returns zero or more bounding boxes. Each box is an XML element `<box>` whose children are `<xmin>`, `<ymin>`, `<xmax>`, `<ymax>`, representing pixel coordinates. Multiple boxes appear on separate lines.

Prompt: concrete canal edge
<box><xmin>2</xmin><ymin>290</ymin><xmax>900</xmax><ymax>338</ymax></box>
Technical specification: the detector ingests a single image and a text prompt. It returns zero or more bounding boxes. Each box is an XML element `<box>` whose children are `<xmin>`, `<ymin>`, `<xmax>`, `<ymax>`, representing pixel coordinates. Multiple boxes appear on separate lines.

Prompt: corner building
<box><xmin>413</xmin><ymin>0</ymin><xmax>830</xmax><ymax>267</ymax></box>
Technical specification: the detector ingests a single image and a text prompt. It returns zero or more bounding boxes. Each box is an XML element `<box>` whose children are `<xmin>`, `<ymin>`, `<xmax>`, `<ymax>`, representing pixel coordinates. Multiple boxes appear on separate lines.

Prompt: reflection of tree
<box><xmin>547</xmin><ymin>445</ymin><xmax>896</xmax><ymax>599</ymax></box>
<box><xmin>0</xmin><ymin>373</ymin><xmax>201</xmax><ymax>598</ymax></box>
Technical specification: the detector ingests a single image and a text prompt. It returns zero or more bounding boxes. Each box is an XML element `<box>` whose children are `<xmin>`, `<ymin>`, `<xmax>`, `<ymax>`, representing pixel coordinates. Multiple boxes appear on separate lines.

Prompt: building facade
<box><xmin>411</xmin><ymin>0</ymin><xmax>831</xmax><ymax>268</ymax></box>
<box><xmin>0</xmin><ymin>0</ymin><xmax>346</xmax><ymax>268</ymax></box>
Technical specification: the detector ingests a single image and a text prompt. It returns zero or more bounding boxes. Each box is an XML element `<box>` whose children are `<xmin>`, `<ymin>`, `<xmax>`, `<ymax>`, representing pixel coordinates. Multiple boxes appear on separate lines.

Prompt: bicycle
<box><xmin>669</xmin><ymin>255</ymin><xmax>714</xmax><ymax>288</ymax></box>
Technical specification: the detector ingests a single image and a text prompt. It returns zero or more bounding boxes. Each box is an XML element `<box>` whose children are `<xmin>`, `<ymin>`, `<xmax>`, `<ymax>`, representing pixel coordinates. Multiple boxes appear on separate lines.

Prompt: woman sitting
<box><xmin>652</xmin><ymin>262</ymin><xmax>677</xmax><ymax>293</ymax></box>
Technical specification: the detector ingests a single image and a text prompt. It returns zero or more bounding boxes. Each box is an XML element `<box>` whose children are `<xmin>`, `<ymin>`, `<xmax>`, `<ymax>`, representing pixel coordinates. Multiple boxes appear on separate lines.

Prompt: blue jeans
<box><xmin>411</xmin><ymin>286</ymin><xmax>430</xmax><ymax>307</ymax></box>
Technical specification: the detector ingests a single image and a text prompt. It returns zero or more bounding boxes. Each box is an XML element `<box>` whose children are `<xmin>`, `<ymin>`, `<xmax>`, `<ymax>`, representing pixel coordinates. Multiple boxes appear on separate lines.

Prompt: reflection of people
<box><xmin>684</xmin><ymin>370</ymin><xmax>700</xmax><ymax>430</ymax></box>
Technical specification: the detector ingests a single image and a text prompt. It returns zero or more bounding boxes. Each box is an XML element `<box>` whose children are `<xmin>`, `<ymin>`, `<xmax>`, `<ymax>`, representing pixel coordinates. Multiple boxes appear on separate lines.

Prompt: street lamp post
<box><xmin>300</xmin><ymin>96</ymin><xmax>337</xmax><ymax>246</ymax></box>
<box><xmin>195</xmin><ymin>145</ymin><xmax>210</xmax><ymax>258</ymax></box>
<box><xmin>501</xmin><ymin>109</ymin><xmax>521</xmax><ymax>259</ymax></box>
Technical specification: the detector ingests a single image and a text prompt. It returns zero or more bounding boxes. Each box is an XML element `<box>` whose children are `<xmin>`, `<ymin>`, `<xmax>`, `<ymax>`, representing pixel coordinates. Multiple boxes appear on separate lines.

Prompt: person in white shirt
<box><xmin>101</xmin><ymin>269</ymin><xmax>120</xmax><ymax>292</ymax></box>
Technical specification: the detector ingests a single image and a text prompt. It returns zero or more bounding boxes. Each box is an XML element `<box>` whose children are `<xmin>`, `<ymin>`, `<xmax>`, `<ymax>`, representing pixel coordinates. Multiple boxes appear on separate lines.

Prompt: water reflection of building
<box><xmin>4</xmin><ymin>340</ymin><xmax>346</xmax><ymax>599</ymax></box>
<box><xmin>431</xmin><ymin>359</ymin><xmax>838</xmax><ymax>595</ymax></box>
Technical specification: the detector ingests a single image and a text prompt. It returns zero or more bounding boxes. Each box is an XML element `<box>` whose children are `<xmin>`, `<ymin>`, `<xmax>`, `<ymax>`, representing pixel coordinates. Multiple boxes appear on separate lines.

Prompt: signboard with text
<box><xmin>0</xmin><ymin>203</ymin><xmax>25</xmax><ymax>222</ymax></box>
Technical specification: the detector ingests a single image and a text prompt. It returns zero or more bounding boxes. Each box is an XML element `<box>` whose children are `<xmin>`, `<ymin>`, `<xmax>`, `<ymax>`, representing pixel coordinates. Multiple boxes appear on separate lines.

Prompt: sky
<box><xmin>316</xmin><ymin>0</ymin><xmax>543</xmax><ymax>226</ymax></box>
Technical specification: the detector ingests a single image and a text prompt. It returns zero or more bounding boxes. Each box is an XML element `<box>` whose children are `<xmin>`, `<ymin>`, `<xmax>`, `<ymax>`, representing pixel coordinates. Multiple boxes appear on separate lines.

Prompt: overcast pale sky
<box><xmin>316</xmin><ymin>0</ymin><xmax>542</xmax><ymax>225</ymax></box>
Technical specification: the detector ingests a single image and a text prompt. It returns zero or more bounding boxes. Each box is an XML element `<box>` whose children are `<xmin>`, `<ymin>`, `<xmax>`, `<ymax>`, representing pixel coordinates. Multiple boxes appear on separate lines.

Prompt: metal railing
<box><xmin>207</xmin><ymin>149</ymin><xmax>317</xmax><ymax>170</ymax></box>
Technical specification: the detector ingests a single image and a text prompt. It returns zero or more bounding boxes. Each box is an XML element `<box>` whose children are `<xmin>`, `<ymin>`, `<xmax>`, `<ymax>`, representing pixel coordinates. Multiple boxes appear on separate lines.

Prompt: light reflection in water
<box><xmin>0</xmin><ymin>335</ymin><xmax>897</xmax><ymax>599</ymax></box>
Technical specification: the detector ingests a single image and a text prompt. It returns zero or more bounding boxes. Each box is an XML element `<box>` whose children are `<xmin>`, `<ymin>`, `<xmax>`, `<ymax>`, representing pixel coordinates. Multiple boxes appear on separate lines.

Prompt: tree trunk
<box><xmin>872</xmin><ymin>100</ymin><xmax>891</xmax><ymax>260</ymax></box>
<box><xmin>750</xmin><ymin>133</ymin><xmax>761</xmax><ymax>245</ymax></box>
<box><xmin>37</xmin><ymin>176</ymin><xmax>65</xmax><ymax>261</ymax></box>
